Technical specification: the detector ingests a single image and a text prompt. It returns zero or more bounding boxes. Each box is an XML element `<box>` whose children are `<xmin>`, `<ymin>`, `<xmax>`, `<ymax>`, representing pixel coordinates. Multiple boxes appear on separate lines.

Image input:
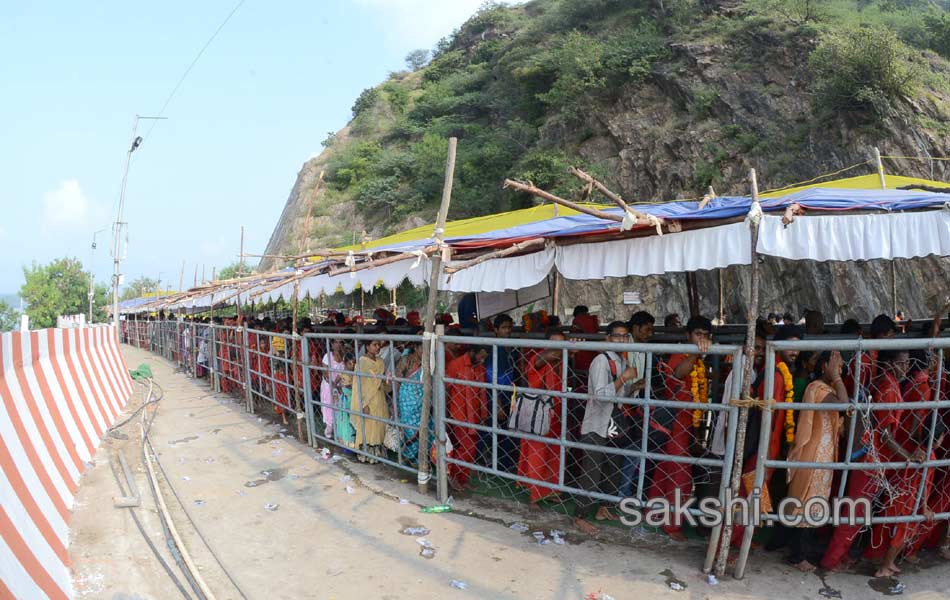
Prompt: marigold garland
<box><xmin>777</xmin><ymin>361</ymin><xmax>795</xmax><ymax>443</ymax></box>
<box><xmin>691</xmin><ymin>359</ymin><xmax>708</xmax><ymax>428</ymax></box>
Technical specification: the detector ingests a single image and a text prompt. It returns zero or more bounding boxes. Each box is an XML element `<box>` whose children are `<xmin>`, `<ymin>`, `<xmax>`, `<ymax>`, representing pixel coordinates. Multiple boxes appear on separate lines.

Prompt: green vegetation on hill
<box><xmin>300</xmin><ymin>0</ymin><xmax>950</xmax><ymax>248</ymax></box>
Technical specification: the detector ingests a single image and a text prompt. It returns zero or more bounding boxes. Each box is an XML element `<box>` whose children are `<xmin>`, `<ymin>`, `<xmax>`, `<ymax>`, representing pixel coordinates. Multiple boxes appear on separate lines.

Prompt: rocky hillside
<box><xmin>262</xmin><ymin>0</ymin><xmax>950</xmax><ymax>322</ymax></box>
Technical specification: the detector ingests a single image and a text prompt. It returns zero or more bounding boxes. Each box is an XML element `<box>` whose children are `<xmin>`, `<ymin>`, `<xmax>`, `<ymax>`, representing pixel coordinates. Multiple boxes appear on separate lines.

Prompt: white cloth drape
<box><xmin>554</xmin><ymin>221</ymin><xmax>752</xmax><ymax>279</ymax></box>
<box><xmin>756</xmin><ymin>210</ymin><xmax>950</xmax><ymax>262</ymax></box>
<box><xmin>438</xmin><ymin>246</ymin><xmax>556</xmax><ymax>293</ymax></box>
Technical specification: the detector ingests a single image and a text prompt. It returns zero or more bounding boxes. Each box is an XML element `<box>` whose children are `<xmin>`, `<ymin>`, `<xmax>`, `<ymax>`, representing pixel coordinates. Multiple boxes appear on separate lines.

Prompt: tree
<box><xmin>217</xmin><ymin>262</ymin><xmax>250</xmax><ymax>280</ymax></box>
<box><xmin>20</xmin><ymin>258</ymin><xmax>108</xmax><ymax>328</ymax></box>
<box><xmin>120</xmin><ymin>276</ymin><xmax>159</xmax><ymax>301</ymax></box>
<box><xmin>748</xmin><ymin>0</ymin><xmax>826</xmax><ymax>26</ymax></box>
<box><xmin>351</xmin><ymin>87</ymin><xmax>379</xmax><ymax>117</ymax></box>
<box><xmin>0</xmin><ymin>300</ymin><xmax>19</xmax><ymax>332</ymax></box>
<box><xmin>405</xmin><ymin>49</ymin><xmax>431</xmax><ymax>71</ymax></box>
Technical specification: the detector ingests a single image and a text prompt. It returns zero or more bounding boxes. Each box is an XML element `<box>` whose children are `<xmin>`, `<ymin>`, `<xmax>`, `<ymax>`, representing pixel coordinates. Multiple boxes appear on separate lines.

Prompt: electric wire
<box><xmin>138</xmin><ymin>380</ymin><xmax>209</xmax><ymax>600</ymax></box>
<box><xmin>141</xmin><ymin>0</ymin><xmax>247</xmax><ymax>143</ymax></box>
<box><xmin>108</xmin><ymin>453</ymin><xmax>194</xmax><ymax>600</ymax></box>
<box><xmin>138</xmin><ymin>377</ymin><xmax>251</xmax><ymax>599</ymax></box>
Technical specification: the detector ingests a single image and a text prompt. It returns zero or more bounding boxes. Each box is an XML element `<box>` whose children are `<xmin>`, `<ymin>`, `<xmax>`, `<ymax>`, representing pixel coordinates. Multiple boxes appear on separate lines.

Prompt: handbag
<box><xmin>508</xmin><ymin>386</ymin><xmax>554</xmax><ymax>436</ymax></box>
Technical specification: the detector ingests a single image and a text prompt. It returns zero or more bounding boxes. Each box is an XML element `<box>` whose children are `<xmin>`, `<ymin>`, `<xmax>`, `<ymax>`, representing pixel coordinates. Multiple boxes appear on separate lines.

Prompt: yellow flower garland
<box><xmin>776</xmin><ymin>361</ymin><xmax>795</xmax><ymax>443</ymax></box>
<box><xmin>691</xmin><ymin>359</ymin><xmax>708</xmax><ymax>428</ymax></box>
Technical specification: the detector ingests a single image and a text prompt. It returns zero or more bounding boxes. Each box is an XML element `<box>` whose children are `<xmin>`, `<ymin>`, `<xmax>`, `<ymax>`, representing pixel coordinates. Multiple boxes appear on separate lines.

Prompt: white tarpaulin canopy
<box><xmin>756</xmin><ymin>210</ymin><xmax>950</xmax><ymax>262</ymax></box>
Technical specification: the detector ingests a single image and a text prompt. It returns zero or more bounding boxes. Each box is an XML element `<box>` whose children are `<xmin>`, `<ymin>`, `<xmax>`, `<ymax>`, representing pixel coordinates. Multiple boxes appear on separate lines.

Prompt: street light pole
<box><xmin>111</xmin><ymin>115</ymin><xmax>166</xmax><ymax>337</ymax></box>
<box><xmin>89</xmin><ymin>228</ymin><xmax>106</xmax><ymax>323</ymax></box>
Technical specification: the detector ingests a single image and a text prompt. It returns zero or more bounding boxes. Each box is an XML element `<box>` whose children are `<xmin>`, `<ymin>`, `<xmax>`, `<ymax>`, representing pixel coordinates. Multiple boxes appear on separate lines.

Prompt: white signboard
<box><xmin>475</xmin><ymin>279</ymin><xmax>551</xmax><ymax>318</ymax></box>
<box><xmin>623</xmin><ymin>291</ymin><xmax>642</xmax><ymax>305</ymax></box>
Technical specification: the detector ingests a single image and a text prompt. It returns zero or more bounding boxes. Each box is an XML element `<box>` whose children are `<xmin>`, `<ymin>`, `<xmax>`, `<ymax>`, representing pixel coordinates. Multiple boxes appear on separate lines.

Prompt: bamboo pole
<box><xmin>239</xmin><ymin>225</ymin><xmax>245</xmax><ymax>276</ymax></box>
<box><xmin>326</xmin><ymin>247</ymin><xmax>437</xmax><ymax>277</ymax></box>
<box><xmin>178</xmin><ymin>260</ymin><xmax>185</xmax><ymax>294</ymax></box>
<box><xmin>568</xmin><ymin>167</ymin><xmax>662</xmax><ymax>228</ymax></box>
<box><xmin>714</xmin><ymin>168</ymin><xmax>763</xmax><ymax>578</ymax></box>
<box><xmin>418</xmin><ymin>137</ymin><xmax>457</xmax><ymax>496</ymax></box>
<box><xmin>874</xmin><ymin>147</ymin><xmax>899</xmax><ymax>317</ymax></box>
<box><xmin>503</xmin><ymin>179</ymin><xmax>623</xmax><ymax>223</ymax></box>
<box><xmin>193</xmin><ymin>265</ymin><xmax>198</xmax><ymax>288</ymax></box>
<box><xmin>443</xmin><ymin>238</ymin><xmax>546</xmax><ymax>274</ymax></box>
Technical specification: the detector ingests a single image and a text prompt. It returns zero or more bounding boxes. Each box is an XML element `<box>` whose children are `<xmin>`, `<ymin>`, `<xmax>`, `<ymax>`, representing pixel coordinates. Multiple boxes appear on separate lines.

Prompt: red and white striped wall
<box><xmin>0</xmin><ymin>325</ymin><xmax>133</xmax><ymax>599</ymax></box>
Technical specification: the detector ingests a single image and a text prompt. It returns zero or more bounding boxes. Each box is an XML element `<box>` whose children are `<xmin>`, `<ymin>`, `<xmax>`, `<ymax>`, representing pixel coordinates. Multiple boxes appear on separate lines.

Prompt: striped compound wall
<box><xmin>0</xmin><ymin>325</ymin><xmax>133</xmax><ymax>599</ymax></box>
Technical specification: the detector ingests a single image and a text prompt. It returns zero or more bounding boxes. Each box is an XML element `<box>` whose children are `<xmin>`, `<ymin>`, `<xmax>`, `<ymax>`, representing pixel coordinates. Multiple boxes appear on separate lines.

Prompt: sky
<box><xmin>0</xmin><ymin>0</ymin><xmax>492</xmax><ymax>296</ymax></box>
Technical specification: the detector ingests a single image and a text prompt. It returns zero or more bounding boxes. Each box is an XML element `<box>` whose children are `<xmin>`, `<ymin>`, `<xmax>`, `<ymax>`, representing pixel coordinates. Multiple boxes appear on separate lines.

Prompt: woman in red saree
<box><xmin>647</xmin><ymin>316</ymin><xmax>712</xmax><ymax>541</ymax></box>
<box><xmin>867</xmin><ymin>350</ymin><xmax>941</xmax><ymax>572</ymax></box>
<box><xmin>517</xmin><ymin>332</ymin><xmax>567</xmax><ymax>507</ymax></box>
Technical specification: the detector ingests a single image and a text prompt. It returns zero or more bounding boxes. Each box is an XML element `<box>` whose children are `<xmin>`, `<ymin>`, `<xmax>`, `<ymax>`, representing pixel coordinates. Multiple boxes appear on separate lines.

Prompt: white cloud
<box><xmin>42</xmin><ymin>179</ymin><xmax>92</xmax><ymax>230</ymax></box>
<box><xmin>352</xmin><ymin>0</ymin><xmax>496</xmax><ymax>49</ymax></box>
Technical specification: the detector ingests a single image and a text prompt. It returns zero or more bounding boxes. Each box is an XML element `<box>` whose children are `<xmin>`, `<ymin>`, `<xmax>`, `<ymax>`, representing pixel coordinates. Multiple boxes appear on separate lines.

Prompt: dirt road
<box><xmin>68</xmin><ymin>345</ymin><xmax>950</xmax><ymax>599</ymax></box>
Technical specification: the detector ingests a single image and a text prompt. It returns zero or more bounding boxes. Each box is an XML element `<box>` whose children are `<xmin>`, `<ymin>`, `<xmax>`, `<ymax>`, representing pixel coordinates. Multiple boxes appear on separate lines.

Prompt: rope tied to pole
<box><xmin>728</xmin><ymin>396</ymin><xmax>775</xmax><ymax>409</ymax></box>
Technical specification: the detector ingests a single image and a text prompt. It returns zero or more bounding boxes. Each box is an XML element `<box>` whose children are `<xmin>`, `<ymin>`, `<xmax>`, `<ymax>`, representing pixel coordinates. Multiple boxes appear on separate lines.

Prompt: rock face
<box><xmin>261</xmin><ymin>8</ymin><xmax>950</xmax><ymax>321</ymax></box>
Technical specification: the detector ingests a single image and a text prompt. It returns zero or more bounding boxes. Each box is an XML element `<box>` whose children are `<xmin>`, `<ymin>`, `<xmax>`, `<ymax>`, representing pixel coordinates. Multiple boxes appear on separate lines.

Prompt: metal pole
<box><xmin>292</xmin><ymin>279</ymin><xmax>304</xmax><ymax>441</ymax></box>
<box><xmin>715</xmin><ymin>168</ymin><xmax>763</xmax><ymax>578</ymax></box>
<box><xmin>418</xmin><ymin>136</ymin><xmax>457</xmax><ymax>495</ymax></box>
<box><xmin>435</xmin><ymin>324</ymin><xmax>449</xmax><ymax>502</ymax></box>
<box><xmin>243</xmin><ymin>326</ymin><xmax>254</xmax><ymax>413</ymax></box>
<box><xmin>112</xmin><ymin>121</ymin><xmax>139</xmax><ymax>336</ymax></box>
<box><xmin>110</xmin><ymin>115</ymin><xmax>164</xmax><ymax>337</ymax></box>
<box><xmin>301</xmin><ymin>332</ymin><xmax>316</xmax><ymax>447</ymax></box>
<box><xmin>913</xmin><ymin>349</ymin><xmax>944</xmax><ymax>513</ymax></box>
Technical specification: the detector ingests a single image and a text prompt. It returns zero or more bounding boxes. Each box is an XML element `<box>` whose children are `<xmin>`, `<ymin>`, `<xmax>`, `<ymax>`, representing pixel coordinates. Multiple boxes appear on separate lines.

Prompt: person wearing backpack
<box><xmin>573</xmin><ymin>321</ymin><xmax>643</xmax><ymax>535</ymax></box>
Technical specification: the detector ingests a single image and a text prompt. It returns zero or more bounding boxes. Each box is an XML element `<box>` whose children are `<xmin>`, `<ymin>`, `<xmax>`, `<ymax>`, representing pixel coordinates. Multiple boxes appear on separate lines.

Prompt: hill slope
<box><xmin>262</xmin><ymin>0</ymin><xmax>950</xmax><ymax>320</ymax></box>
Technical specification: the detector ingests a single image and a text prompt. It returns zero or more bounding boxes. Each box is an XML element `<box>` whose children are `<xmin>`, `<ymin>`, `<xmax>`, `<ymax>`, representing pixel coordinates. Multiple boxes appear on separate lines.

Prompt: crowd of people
<box><xmin>120</xmin><ymin>303</ymin><xmax>950</xmax><ymax>574</ymax></box>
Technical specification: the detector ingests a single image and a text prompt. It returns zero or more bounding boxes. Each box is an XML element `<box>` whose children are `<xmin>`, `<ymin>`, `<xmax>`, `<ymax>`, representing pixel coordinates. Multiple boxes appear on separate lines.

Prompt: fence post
<box><xmin>837</xmin><ymin>347</ymin><xmax>863</xmax><ymax>498</ymax></box>
<box><xmin>435</xmin><ymin>324</ymin><xmax>449</xmax><ymax>503</ymax></box>
<box><xmin>211</xmin><ymin>324</ymin><xmax>221</xmax><ymax>393</ymax></box>
<box><xmin>301</xmin><ymin>333</ymin><xmax>316</xmax><ymax>448</ymax></box>
<box><xmin>913</xmin><ymin>348</ymin><xmax>944</xmax><ymax>513</ymax></box>
<box><xmin>243</xmin><ymin>326</ymin><xmax>254</xmax><ymax>414</ymax></box>
<box><xmin>735</xmin><ymin>348</ymin><xmax>777</xmax><ymax>578</ymax></box>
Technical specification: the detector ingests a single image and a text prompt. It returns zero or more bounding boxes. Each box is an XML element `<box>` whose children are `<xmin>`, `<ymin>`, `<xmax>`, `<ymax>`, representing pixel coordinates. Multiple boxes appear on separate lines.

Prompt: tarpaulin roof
<box><xmin>328</xmin><ymin>173</ymin><xmax>950</xmax><ymax>256</ymax></box>
<box><xmin>122</xmin><ymin>172</ymin><xmax>950</xmax><ymax>311</ymax></box>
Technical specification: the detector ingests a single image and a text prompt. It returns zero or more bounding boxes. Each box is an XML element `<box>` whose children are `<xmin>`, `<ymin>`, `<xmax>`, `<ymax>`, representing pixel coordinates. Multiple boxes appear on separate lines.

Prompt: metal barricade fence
<box><xmin>435</xmin><ymin>334</ymin><xmax>743</xmax><ymax>562</ymax></box>
<box><xmin>245</xmin><ymin>328</ymin><xmax>299</xmax><ymax>418</ymax></box>
<box><xmin>211</xmin><ymin>324</ymin><xmax>247</xmax><ymax>397</ymax></box>
<box><xmin>193</xmin><ymin>323</ymin><xmax>211</xmax><ymax>379</ymax></box>
<box><xmin>734</xmin><ymin>337</ymin><xmax>950</xmax><ymax>577</ymax></box>
<box><xmin>301</xmin><ymin>332</ymin><xmax>426</xmax><ymax>475</ymax></box>
<box><xmin>160</xmin><ymin>320</ymin><xmax>180</xmax><ymax>365</ymax></box>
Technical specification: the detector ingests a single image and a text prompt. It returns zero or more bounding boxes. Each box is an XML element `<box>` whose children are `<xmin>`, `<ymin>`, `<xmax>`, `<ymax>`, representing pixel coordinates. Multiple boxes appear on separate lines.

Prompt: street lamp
<box><xmin>111</xmin><ymin>115</ymin><xmax>166</xmax><ymax>337</ymax></box>
<box><xmin>89</xmin><ymin>228</ymin><xmax>106</xmax><ymax>322</ymax></box>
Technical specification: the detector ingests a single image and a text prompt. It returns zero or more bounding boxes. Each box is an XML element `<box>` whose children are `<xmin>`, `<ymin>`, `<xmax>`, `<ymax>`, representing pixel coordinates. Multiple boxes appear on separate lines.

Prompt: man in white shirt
<box><xmin>574</xmin><ymin>321</ymin><xmax>642</xmax><ymax>535</ymax></box>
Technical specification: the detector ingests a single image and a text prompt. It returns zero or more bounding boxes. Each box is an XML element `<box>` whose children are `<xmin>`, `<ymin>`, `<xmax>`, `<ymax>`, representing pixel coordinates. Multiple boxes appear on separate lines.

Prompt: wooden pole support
<box><xmin>715</xmin><ymin>168</ymin><xmax>763</xmax><ymax>578</ymax></box>
<box><xmin>443</xmin><ymin>238</ymin><xmax>545</xmax><ymax>274</ymax></box>
<box><xmin>418</xmin><ymin>137</ymin><xmax>457</xmax><ymax>495</ymax></box>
